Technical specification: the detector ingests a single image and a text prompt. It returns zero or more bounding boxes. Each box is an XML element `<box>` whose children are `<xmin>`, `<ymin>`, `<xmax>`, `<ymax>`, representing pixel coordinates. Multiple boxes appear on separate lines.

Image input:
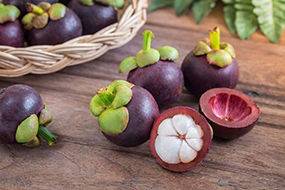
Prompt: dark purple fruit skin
<box><xmin>31</xmin><ymin>0</ymin><xmax>58</xmax><ymax>4</ymax></box>
<box><xmin>127</xmin><ymin>60</ymin><xmax>184</xmax><ymax>109</ymax></box>
<box><xmin>0</xmin><ymin>85</ymin><xmax>44</xmax><ymax>144</ymax></box>
<box><xmin>181</xmin><ymin>51</ymin><xmax>239</xmax><ymax>99</ymax></box>
<box><xmin>0</xmin><ymin>20</ymin><xmax>25</xmax><ymax>47</ymax></box>
<box><xmin>103</xmin><ymin>85</ymin><xmax>159</xmax><ymax>147</ymax></box>
<box><xmin>59</xmin><ymin>0</ymin><xmax>70</xmax><ymax>5</ymax></box>
<box><xmin>68</xmin><ymin>0</ymin><xmax>117</xmax><ymax>35</ymax></box>
<box><xmin>26</xmin><ymin>8</ymin><xmax>82</xmax><ymax>46</ymax></box>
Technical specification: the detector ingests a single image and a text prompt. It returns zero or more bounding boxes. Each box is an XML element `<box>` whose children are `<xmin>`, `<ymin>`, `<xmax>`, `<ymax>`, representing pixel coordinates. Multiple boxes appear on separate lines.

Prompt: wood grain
<box><xmin>0</xmin><ymin>3</ymin><xmax>285</xmax><ymax>190</ymax></box>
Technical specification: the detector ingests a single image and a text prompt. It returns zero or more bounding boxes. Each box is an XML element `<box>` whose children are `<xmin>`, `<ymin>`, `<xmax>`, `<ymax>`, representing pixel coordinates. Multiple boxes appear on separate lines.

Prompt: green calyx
<box><xmin>15</xmin><ymin>105</ymin><xmax>58</xmax><ymax>147</ymax></box>
<box><xmin>90</xmin><ymin>80</ymin><xmax>134</xmax><ymax>136</ymax></box>
<box><xmin>193</xmin><ymin>26</ymin><xmax>236</xmax><ymax>68</ymax></box>
<box><xmin>22</xmin><ymin>3</ymin><xmax>66</xmax><ymax>30</ymax></box>
<box><xmin>79</xmin><ymin>0</ymin><xmax>125</xmax><ymax>8</ymax></box>
<box><xmin>119</xmin><ymin>30</ymin><xmax>179</xmax><ymax>73</ymax></box>
<box><xmin>0</xmin><ymin>4</ymin><xmax>20</xmax><ymax>24</ymax></box>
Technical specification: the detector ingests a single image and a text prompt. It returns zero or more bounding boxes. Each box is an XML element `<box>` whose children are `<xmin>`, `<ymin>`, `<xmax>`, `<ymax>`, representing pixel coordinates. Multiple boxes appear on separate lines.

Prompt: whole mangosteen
<box><xmin>22</xmin><ymin>2</ymin><xmax>82</xmax><ymax>46</ymax></box>
<box><xmin>0</xmin><ymin>3</ymin><xmax>24</xmax><ymax>47</ymax></box>
<box><xmin>0</xmin><ymin>84</ymin><xmax>58</xmax><ymax>147</ymax></box>
<box><xmin>119</xmin><ymin>30</ymin><xmax>184</xmax><ymax>109</ymax></box>
<box><xmin>181</xmin><ymin>26</ymin><xmax>239</xmax><ymax>99</ymax></box>
<box><xmin>90</xmin><ymin>80</ymin><xmax>159</xmax><ymax>147</ymax></box>
<box><xmin>68</xmin><ymin>0</ymin><xmax>124</xmax><ymax>35</ymax></box>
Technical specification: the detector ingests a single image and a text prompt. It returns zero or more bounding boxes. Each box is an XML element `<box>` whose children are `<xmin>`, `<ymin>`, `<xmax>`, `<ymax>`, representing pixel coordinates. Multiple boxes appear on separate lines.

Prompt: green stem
<box><xmin>38</xmin><ymin>125</ymin><xmax>58</xmax><ymax>146</ymax></box>
<box><xmin>26</xmin><ymin>3</ymin><xmax>44</xmax><ymax>15</ymax></box>
<box><xmin>97</xmin><ymin>89</ymin><xmax>115</xmax><ymax>106</ymax></box>
<box><xmin>209</xmin><ymin>26</ymin><xmax>220</xmax><ymax>50</ymax></box>
<box><xmin>142</xmin><ymin>30</ymin><xmax>154</xmax><ymax>51</ymax></box>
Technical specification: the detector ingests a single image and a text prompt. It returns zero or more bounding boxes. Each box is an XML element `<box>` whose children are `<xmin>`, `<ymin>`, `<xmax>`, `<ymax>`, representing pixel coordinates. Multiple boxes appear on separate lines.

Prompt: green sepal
<box><xmin>38</xmin><ymin>2</ymin><xmax>52</xmax><ymax>11</ymax></box>
<box><xmin>107</xmin><ymin>80</ymin><xmax>133</xmax><ymax>93</ymax></box>
<box><xmin>136</xmin><ymin>49</ymin><xmax>160</xmax><ymax>67</ymax></box>
<box><xmin>119</xmin><ymin>57</ymin><xmax>138</xmax><ymax>73</ymax></box>
<box><xmin>0</xmin><ymin>4</ymin><xmax>4</xmax><ymax>9</ymax></box>
<box><xmin>90</xmin><ymin>94</ymin><xmax>108</xmax><ymax>117</ymax></box>
<box><xmin>16</xmin><ymin>114</ymin><xmax>39</xmax><ymax>143</ymax></box>
<box><xmin>23</xmin><ymin>136</ymin><xmax>41</xmax><ymax>147</ymax></box>
<box><xmin>48</xmin><ymin>3</ymin><xmax>66</xmax><ymax>20</ymax></box>
<box><xmin>39</xmin><ymin>105</ymin><xmax>53</xmax><ymax>126</ymax></box>
<box><xmin>96</xmin><ymin>0</ymin><xmax>125</xmax><ymax>9</ymax></box>
<box><xmin>220</xmin><ymin>42</ymin><xmax>236</xmax><ymax>58</ymax></box>
<box><xmin>79</xmin><ymin>0</ymin><xmax>95</xmax><ymax>6</ymax></box>
<box><xmin>22</xmin><ymin>13</ymin><xmax>35</xmax><ymax>30</ymax></box>
<box><xmin>193</xmin><ymin>41</ymin><xmax>212</xmax><ymax>56</ymax></box>
<box><xmin>206</xmin><ymin>50</ymin><xmax>232</xmax><ymax>68</ymax></box>
<box><xmin>32</xmin><ymin>12</ymin><xmax>48</xmax><ymax>29</ymax></box>
<box><xmin>99</xmin><ymin>107</ymin><xmax>129</xmax><ymax>136</ymax></box>
<box><xmin>0</xmin><ymin>4</ymin><xmax>20</xmax><ymax>24</ymax></box>
<box><xmin>158</xmin><ymin>46</ymin><xmax>179</xmax><ymax>61</ymax></box>
<box><xmin>112</xmin><ymin>84</ymin><xmax>132</xmax><ymax>109</ymax></box>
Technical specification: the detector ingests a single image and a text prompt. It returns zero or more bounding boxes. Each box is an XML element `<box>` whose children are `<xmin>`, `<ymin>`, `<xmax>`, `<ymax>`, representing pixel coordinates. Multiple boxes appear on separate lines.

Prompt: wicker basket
<box><xmin>0</xmin><ymin>0</ymin><xmax>148</xmax><ymax>77</ymax></box>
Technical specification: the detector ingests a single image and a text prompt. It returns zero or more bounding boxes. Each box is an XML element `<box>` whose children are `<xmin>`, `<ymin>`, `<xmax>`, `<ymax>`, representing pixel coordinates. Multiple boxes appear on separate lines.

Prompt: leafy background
<box><xmin>148</xmin><ymin>0</ymin><xmax>285</xmax><ymax>43</ymax></box>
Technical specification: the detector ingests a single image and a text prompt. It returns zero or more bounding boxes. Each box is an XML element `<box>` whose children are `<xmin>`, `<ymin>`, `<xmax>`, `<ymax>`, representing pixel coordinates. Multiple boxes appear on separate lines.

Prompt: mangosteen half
<box><xmin>0</xmin><ymin>3</ymin><xmax>25</xmax><ymax>47</ymax></box>
<box><xmin>199</xmin><ymin>88</ymin><xmax>260</xmax><ymax>139</ymax></box>
<box><xmin>90</xmin><ymin>80</ymin><xmax>159</xmax><ymax>147</ymax></box>
<box><xmin>150</xmin><ymin>106</ymin><xmax>212</xmax><ymax>172</ymax></box>
<box><xmin>68</xmin><ymin>0</ymin><xmax>124</xmax><ymax>35</ymax></box>
<box><xmin>0</xmin><ymin>84</ymin><xmax>58</xmax><ymax>147</ymax></box>
<box><xmin>181</xmin><ymin>26</ymin><xmax>239</xmax><ymax>99</ymax></box>
<box><xmin>22</xmin><ymin>2</ymin><xmax>82</xmax><ymax>46</ymax></box>
<box><xmin>119</xmin><ymin>30</ymin><xmax>184</xmax><ymax>109</ymax></box>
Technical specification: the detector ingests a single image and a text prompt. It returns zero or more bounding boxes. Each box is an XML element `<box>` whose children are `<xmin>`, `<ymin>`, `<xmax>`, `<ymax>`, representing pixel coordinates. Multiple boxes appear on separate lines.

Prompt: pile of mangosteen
<box><xmin>0</xmin><ymin>0</ymin><xmax>124</xmax><ymax>47</ymax></box>
<box><xmin>89</xmin><ymin>27</ymin><xmax>260</xmax><ymax>172</ymax></box>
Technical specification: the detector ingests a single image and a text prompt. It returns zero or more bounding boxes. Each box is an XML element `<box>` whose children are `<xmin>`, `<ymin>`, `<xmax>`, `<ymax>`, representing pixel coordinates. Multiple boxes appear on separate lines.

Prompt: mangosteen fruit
<box><xmin>199</xmin><ymin>88</ymin><xmax>260</xmax><ymax>140</ymax></box>
<box><xmin>181</xmin><ymin>26</ymin><xmax>239</xmax><ymax>99</ymax></box>
<box><xmin>119</xmin><ymin>30</ymin><xmax>184</xmax><ymax>109</ymax></box>
<box><xmin>0</xmin><ymin>3</ymin><xmax>25</xmax><ymax>47</ymax></box>
<box><xmin>150</xmin><ymin>106</ymin><xmax>212</xmax><ymax>172</ymax></box>
<box><xmin>59</xmin><ymin>0</ymin><xmax>70</xmax><ymax>5</ymax></box>
<box><xmin>22</xmin><ymin>2</ymin><xmax>82</xmax><ymax>46</ymax></box>
<box><xmin>0</xmin><ymin>84</ymin><xmax>58</xmax><ymax>147</ymax></box>
<box><xmin>68</xmin><ymin>0</ymin><xmax>124</xmax><ymax>35</ymax></box>
<box><xmin>90</xmin><ymin>80</ymin><xmax>159</xmax><ymax>147</ymax></box>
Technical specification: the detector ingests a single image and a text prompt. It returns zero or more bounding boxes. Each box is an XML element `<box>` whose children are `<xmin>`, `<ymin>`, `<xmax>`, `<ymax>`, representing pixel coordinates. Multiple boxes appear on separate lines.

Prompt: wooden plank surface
<box><xmin>0</xmin><ymin>3</ymin><xmax>285</xmax><ymax>190</ymax></box>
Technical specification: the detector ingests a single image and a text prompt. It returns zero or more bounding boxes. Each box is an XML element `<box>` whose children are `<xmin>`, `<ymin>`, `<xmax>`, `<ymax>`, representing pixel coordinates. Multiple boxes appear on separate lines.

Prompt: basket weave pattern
<box><xmin>0</xmin><ymin>0</ymin><xmax>147</xmax><ymax>77</ymax></box>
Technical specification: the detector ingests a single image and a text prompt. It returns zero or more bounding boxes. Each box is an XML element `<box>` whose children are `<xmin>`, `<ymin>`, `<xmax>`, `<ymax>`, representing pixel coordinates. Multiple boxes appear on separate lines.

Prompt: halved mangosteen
<box><xmin>150</xmin><ymin>106</ymin><xmax>212</xmax><ymax>172</ymax></box>
<box><xmin>199</xmin><ymin>88</ymin><xmax>260</xmax><ymax>139</ymax></box>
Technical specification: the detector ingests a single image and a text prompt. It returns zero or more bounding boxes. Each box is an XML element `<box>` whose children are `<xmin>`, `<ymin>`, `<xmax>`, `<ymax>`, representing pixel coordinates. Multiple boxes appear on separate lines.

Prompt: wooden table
<box><xmin>0</xmin><ymin>4</ymin><xmax>284</xmax><ymax>190</ymax></box>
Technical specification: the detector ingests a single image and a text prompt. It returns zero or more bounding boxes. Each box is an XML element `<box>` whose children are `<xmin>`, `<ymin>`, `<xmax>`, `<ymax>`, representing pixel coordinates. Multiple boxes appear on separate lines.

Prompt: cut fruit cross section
<box><xmin>154</xmin><ymin>114</ymin><xmax>204</xmax><ymax>164</ymax></box>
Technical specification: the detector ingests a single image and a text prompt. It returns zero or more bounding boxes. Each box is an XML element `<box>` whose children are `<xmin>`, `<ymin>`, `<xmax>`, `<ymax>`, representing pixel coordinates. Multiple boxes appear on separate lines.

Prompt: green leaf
<box><xmin>235</xmin><ymin>10</ymin><xmax>258</xmax><ymax>40</ymax></box>
<box><xmin>224</xmin><ymin>5</ymin><xmax>236</xmax><ymax>34</ymax></box>
<box><xmin>252</xmin><ymin>0</ymin><xmax>285</xmax><ymax>43</ymax></box>
<box><xmin>174</xmin><ymin>0</ymin><xmax>194</xmax><ymax>16</ymax></box>
<box><xmin>222</xmin><ymin>0</ymin><xmax>234</xmax><ymax>4</ymax></box>
<box><xmin>192</xmin><ymin>0</ymin><xmax>217</xmax><ymax>24</ymax></box>
<box><xmin>148</xmin><ymin>0</ymin><xmax>174</xmax><ymax>12</ymax></box>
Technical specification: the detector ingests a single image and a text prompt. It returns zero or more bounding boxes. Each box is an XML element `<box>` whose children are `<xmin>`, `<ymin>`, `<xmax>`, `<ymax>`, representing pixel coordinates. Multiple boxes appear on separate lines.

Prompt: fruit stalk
<box><xmin>142</xmin><ymin>30</ymin><xmax>154</xmax><ymax>51</ymax></box>
<box><xmin>97</xmin><ymin>88</ymin><xmax>115</xmax><ymax>106</ymax></box>
<box><xmin>209</xmin><ymin>26</ymin><xmax>220</xmax><ymax>50</ymax></box>
<box><xmin>26</xmin><ymin>3</ymin><xmax>44</xmax><ymax>15</ymax></box>
<box><xmin>37</xmin><ymin>125</ymin><xmax>58</xmax><ymax>146</ymax></box>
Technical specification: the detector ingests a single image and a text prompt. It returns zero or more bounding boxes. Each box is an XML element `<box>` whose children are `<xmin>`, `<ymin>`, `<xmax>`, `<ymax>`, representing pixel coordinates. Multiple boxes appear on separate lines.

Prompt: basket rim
<box><xmin>0</xmin><ymin>0</ymin><xmax>148</xmax><ymax>77</ymax></box>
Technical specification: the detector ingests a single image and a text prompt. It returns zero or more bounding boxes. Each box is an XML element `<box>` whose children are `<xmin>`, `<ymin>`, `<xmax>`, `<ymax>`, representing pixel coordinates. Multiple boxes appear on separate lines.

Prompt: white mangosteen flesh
<box><xmin>154</xmin><ymin>114</ymin><xmax>204</xmax><ymax>164</ymax></box>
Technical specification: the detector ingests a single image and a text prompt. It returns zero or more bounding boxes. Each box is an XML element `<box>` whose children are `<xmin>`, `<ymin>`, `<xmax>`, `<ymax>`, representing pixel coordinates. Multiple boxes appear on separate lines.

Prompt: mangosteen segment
<box><xmin>193</xmin><ymin>26</ymin><xmax>235</xmax><ymax>68</ymax></box>
<box><xmin>154</xmin><ymin>114</ymin><xmax>204</xmax><ymax>164</ymax></box>
<box><xmin>0</xmin><ymin>3</ymin><xmax>20</xmax><ymax>23</ymax></box>
<box><xmin>200</xmin><ymin>88</ymin><xmax>260</xmax><ymax>139</ymax></box>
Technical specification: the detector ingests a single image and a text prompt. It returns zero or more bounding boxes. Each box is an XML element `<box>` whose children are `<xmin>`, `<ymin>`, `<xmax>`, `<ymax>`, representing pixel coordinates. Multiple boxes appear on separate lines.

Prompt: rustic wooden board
<box><xmin>0</xmin><ymin>3</ymin><xmax>285</xmax><ymax>190</ymax></box>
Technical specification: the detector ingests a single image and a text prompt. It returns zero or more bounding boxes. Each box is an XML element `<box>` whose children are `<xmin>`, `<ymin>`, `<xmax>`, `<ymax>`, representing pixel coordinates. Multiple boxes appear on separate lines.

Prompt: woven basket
<box><xmin>0</xmin><ymin>0</ymin><xmax>148</xmax><ymax>77</ymax></box>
